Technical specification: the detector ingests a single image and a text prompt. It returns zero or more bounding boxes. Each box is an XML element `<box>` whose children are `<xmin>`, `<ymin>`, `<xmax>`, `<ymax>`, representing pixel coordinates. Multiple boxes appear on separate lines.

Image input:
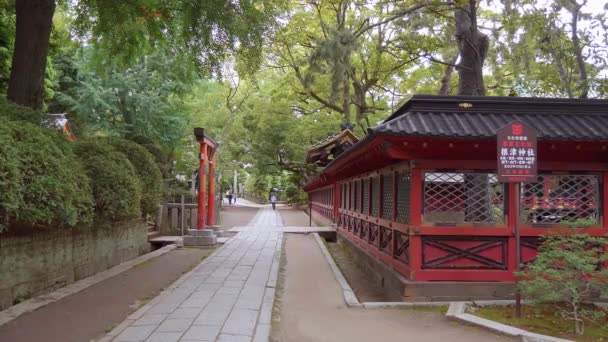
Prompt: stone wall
<box><xmin>0</xmin><ymin>222</ymin><xmax>149</xmax><ymax>310</ymax></box>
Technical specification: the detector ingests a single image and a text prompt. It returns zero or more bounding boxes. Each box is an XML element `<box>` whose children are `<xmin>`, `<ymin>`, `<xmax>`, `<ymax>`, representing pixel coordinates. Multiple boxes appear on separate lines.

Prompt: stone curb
<box><xmin>446</xmin><ymin>302</ymin><xmax>574</xmax><ymax>342</ymax></box>
<box><xmin>0</xmin><ymin>244</ymin><xmax>178</xmax><ymax>327</ymax></box>
<box><xmin>312</xmin><ymin>233</ymin><xmax>361</xmax><ymax>307</ymax></box>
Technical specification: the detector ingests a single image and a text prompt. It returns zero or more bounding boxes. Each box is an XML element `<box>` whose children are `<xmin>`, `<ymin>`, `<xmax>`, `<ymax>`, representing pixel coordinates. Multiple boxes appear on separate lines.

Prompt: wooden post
<box><xmin>197</xmin><ymin>144</ymin><xmax>208</xmax><ymax>230</ymax></box>
<box><xmin>207</xmin><ymin>155</ymin><xmax>216</xmax><ymax>226</ymax></box>
<box><xmin>180</xmin><ymin>195</ymin><xmax>185</xmax><ymax>236</ymax></box>
<box><xmin>515</xmin><ymin>183</ymin><xmax>522</xmax><ymax>317</ymax></box>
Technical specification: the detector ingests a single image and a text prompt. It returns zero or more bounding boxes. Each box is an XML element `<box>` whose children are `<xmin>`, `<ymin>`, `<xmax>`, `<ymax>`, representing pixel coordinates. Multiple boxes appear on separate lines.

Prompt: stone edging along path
<box><xmin>0</xmin><ymin>244</ymin><xmax>177</xmax><ymax>327</ymax></box>
<box><xmin>311</xmin><ymin>233</ymin><xmax>573</xmax><ymax>342</ymax></box>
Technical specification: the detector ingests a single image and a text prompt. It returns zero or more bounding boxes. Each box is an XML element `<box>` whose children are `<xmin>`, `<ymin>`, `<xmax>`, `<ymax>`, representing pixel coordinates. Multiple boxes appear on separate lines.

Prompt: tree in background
<box><xmin>6</xmin><ymin>0</ymin><xmax>283</xmax><ymax>109</ymax></box>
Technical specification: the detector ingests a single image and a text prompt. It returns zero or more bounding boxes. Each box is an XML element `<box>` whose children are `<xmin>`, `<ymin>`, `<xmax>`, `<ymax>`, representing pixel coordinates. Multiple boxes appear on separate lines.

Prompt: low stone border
<box><xmin>313</xmin><ymin>232</ymin><xmax>577</xmax><ymax>342</ymax></box>
<box><xmin>0</xmin><ymin>244</ymin><xmax>177</xmax><ymax>327</ymax></box>
<box><xmin>446</xmin><ymin>302</ymin><xmax>573</xmax><ymax>342</ymax></box>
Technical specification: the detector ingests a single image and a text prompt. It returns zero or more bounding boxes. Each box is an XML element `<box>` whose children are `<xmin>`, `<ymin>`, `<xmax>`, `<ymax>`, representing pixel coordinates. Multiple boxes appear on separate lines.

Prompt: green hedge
<box><xmin>0</xmin><ymin>121</ymin><xmax>94</xmax><ymax>231</ymax></box>
<box><xmin>108</xmin><ymin>138</ymin><xmax>163</xmax><ymax>217</ymax></box>
<box><xmin>74</xmin><ymin>139</ymin><xmax>142</xmax><ymax>221</ymax></box>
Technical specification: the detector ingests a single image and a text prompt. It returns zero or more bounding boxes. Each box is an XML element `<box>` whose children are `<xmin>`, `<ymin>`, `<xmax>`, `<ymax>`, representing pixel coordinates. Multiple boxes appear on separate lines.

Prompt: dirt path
<box><xmin>276</xmin><ymin>233</ymin><xmax>515</xmax><ymax>342</ymax></box>
<box><xmin>0</xmin><ymin>248</ymin><xmax>213</xmax><ymax>342</ymax></box>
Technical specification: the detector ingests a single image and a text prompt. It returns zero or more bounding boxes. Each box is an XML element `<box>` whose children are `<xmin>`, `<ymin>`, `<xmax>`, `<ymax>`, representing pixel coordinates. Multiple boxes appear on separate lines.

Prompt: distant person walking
<box><xmin>227</xmin><ymin>191</ymin><xmax>233</xmax><ymax>205</ymax></box>
<box><xmin>232</xmin><ymin>192</ymin><xmax>237</xmax><ymax>204</ymax></box>
<box><xmin>270</xmin><ymin>194</ymin><xmax>277</xmax><ymax>210</ymax></box>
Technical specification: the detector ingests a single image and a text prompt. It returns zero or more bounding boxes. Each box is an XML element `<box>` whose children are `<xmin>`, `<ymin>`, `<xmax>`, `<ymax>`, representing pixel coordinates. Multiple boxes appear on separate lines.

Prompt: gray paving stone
<box><xmin>224</xmin><ymin>280</ymin><xmax>245</xmax><ymax>288</ymax></box>
<box><xmin>181</xmin><ymin>324</ymin><xmax>222</xmax><ymax>341</ymax></box>
<box><xmin>145</xmin><ymin>332</ymin><xmax>183</xmax><ymax>342</ymax></box>
<box><xmin>179</xmin><ymin>296</ymin><xmax>212</xmax><ymax>309</ymax></box>
<box><xmin>168</xmin><ymin>308</ymin><xmax>201</xmax><ymax>319</ymax></box>
<box><xmin>258</xmin><ymin>303</ymin><xmax>272</xmax><ymax>324</ymax></box>
<box><xmin>102</xmin><ymin>208</ymin><xmax>284</xmax><ymax>342</ymax></box>
<box><xmin>156</xmin><ymin>318</ymin><xmax>193</xmax><ymax>332</ymax></box>
<box><xmin>217</xmin><ymin>334</ymin><xmax>252</xmax><ymax>342</ymax></box>
<box><xmin>262</xmin><ymin>288</ymin><xmax>275</xmax><ymax>303</ymax></box>
<box><xmin>217</xmin><ymin>286</ymin><xmax>242</xmax><ymax>295</ymax></box>
<box><xmin>253</xmin><ymin>324</ymin><xmax>270</xmax><ymax>342</ymax></box>
<box><xmin>226</xmin><ymin>273</ymin><xmax>249</xmax><ymax>281</ymax></box>
<box><xmin>221</xmin><ymin>308</ymin><xmax>259</xmax><ymax>336</ymax></box>
<box><xmin>132</xmin><ymin>314</ymin><xmax>167</xmax><ymax>326</ymax></box>
<box><xmin>193</xmin><ymin>305</ymin><xmax>232</xmax><ymax>325</ymax></box>
<box><xmin>196</xmin><ymin>283</ymin><xmax>222</xmax><ymax>292</ymax></box>
<box><xmin>114</xmin><ymin>325</ymin><xmax>156</xmax><ymax>341</ymax></box>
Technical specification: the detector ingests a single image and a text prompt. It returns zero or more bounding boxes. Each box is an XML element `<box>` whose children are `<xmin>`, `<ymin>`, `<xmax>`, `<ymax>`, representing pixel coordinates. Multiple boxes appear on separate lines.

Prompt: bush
<box><xmin>74</xmin><ymin>139</ymin><xmax>142</xmax><ymax>221</ymax></box>
<box><xmin>0</xmin><ymin>126</ymin><xmax>20</xmax><ymax>230</ymax></box>
<box><xmin>0</xmin><ymin>97</ymin><xmax>49</xmax><ymax>125</ymax></box>
<box><xmin>517</xmin><ymin>233</ymin><xmax>608</xmax><ymax>335</ymax></box>
<box><xmin>108</xmin><ymin>138</ymin><xmax>163</xmax><ymax>217</ymax></box>
<box><xmin>0</xmin><ymin>121</ymin><xmax>94</xmax><ymax>230</ymax></box>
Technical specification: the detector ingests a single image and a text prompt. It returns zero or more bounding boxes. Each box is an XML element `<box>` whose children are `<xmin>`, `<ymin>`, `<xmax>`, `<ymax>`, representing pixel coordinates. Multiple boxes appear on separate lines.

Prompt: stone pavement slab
<box><xmin>104</xmin><ymin>208</ymin><xmax>284</xmax><ymax>342</ymax></box>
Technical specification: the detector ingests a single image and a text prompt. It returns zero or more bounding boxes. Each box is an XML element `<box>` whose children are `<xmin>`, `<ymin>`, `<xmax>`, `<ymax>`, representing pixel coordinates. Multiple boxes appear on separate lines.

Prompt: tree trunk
<box><xmin>568</xmin><ymin>1</ymin><xmax>588</xmax><ymax>99</ymax></box>
<box><xmin>454</xmin><ymin>0</ymin><xmax>488</xmax><ymax>96</ymax></box>
<box><xmin>7</xmin><ymin>0</ymin><xmax>56</xmax><ymax>110</ymax></box>
<box><xmin>439</xmin><ymin>55</ymin><xmax>458</xmax><ymax>95</ymax></box>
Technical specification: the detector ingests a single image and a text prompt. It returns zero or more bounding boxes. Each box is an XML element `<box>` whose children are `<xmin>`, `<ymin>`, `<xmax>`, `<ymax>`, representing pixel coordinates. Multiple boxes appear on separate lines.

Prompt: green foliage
<box><xmin>562</xmin><ymin>218</ymin><xmax>597</xmax><ymax>229</ymax></box>
<box><xmin>0</xmin><ymin>0</ymin><xmax>15</xmax><ymax>95</ymax></box>
<box><xmin>0</xmin><ymin>121</ymin><xmax>94</xmax><ymax>230</ymax></box>
<box><xmin>59</xmin><ymin>53</ymin><xmax>191</xmax><ymax>148</ymax></box>
<box><xmin>0</xmin><ymin>96</ymin><xmax>49</xmax><ymax>125</ymax></box>
<box><xmin>107</xmin><ymin>138</ymin><xmax>163</xmax><ymax>217</ymax></box>
<box><xmin>71</xmin><ymin>0</ymin><xmax>283</xmax><ymax>75</ymax></box>
<box><xmin>517</xmin><ymin>234</ymin><xmax>608</xmax><ymax>335</ymax></box>
<box><xmin>74</xmin><ymin>138</ymin><xmax>142</xmax><ymax>221</ymax></box>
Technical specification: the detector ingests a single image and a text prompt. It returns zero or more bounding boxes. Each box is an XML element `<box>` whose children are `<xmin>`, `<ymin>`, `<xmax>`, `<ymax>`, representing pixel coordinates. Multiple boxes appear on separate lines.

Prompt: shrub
<box><xmin>517</xmin><ymin>234</ymin><xmax>608</xmax><ymax>335</ymax></box>
<box><xmin>74</xmin><ymin>139</ymin><xmax>142</xmax><ymax>221</ymax></box>
<box><xmin>107</xmin><ymin>138</ymin><xmax>163</xmax><ymax>217</ymax></box>
<box><xmin>0</xmin><ymin>121</ymin><xmax>94</xmax><ymax>230</ymax></box>
<box><xmin>0</xmin><ymin>97</ymin><xmax>49</xmax><ymax>125</ymax></box>
<box><xmin>0</xmin><ymin>126</ymin><xmax>19</xmax><ymax>231</ymax></box>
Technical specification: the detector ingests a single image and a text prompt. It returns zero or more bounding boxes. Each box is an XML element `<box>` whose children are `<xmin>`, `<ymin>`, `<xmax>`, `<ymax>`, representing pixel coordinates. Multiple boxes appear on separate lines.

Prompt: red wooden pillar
<box><xmin>197</xmin><ymin>145</ymin><xmax>208</xmax><ymax>230</ymax></box>
<box><xmin>194</xmin><ymin>128</ymin><xmax>219</xmax><ymax>231</ymax></box>
<box><xmin>409</xmin><ymin>168</ymin><xmax>423</xmax><ymax>280</ymax></box>
<box><xmin>207</xmin><ymin>155</ymin><xmax>216</xmax><ymax>226</ymax></box>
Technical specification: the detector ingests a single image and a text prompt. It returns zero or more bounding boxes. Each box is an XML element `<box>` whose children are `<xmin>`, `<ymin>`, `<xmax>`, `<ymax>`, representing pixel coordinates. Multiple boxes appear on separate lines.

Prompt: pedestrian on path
<box><xmin>227</xmin><ymin>191</ymin><xmax>233</xmax><ymax>204</ymax></box>
<box><xmin>270</xmin><ymin>194</ymin><xmax>277</xmax><ymax>210</ymax></box>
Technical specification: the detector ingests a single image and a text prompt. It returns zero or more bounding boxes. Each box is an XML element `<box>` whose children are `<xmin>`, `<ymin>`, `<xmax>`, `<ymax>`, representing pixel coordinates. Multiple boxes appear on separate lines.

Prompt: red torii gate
<box><xmin>194</xmin><ymin>128</ymin><xmax>219</xmax><ymax>230</ymax></box>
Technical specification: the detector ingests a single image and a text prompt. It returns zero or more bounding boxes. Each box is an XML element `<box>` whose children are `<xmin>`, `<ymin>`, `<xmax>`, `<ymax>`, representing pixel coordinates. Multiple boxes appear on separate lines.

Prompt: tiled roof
<box><xmin>375</xmin><ymin>111</ymin><xmax>608</xmax><ymax>141</ymax></box>
<box><xmin>374</xmin><ymin>95</ymin><xmax>608</xmax><ymax>141</ymax></box>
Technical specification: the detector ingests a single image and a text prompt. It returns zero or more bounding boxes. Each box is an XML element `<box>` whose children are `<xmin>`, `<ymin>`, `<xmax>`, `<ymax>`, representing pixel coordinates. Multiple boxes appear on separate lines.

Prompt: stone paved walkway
<box><xmin>103</xmin><ymin>208</ymin><xmax>283</xmax><ymax>342</ymax></box>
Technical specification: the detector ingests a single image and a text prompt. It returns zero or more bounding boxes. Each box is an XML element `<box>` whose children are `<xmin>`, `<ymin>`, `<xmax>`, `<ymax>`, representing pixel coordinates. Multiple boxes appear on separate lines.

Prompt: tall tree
<box><xmin>6</xmin><ymin>0</ymin><xmax>282</xmax><ymax>109</ymax></box>
<box><xmin>454</xmin><ymin>0</ymin><xmax>489</xmax><ymax>96</ymax></box>
<box><xmin>7</xmin><ymin>0</ymin><xmax>55</xmax><ymax>109</ymax></box>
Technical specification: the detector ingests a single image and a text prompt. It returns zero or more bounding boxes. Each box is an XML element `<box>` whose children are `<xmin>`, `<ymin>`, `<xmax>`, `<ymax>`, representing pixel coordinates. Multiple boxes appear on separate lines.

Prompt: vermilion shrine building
<box><xmin>304</xmin><ymin>95</ymin><xmax>608</xmax><ymax>299</ymax></box>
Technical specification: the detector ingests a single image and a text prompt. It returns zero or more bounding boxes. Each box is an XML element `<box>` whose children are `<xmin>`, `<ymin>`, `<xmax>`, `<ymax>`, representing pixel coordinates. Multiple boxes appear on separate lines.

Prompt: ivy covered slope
<box><xmin>0</xmin><ymin>99</ymin><xmax>164</xmax><ymax>232</ymax></box>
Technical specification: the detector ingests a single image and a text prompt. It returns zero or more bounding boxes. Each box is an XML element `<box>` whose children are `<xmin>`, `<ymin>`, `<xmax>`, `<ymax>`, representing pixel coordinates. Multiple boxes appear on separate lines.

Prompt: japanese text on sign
<box><xmin>497</xmin><ymin>122</ymin><xmax>537</xmax><ymax>183</ymax></box>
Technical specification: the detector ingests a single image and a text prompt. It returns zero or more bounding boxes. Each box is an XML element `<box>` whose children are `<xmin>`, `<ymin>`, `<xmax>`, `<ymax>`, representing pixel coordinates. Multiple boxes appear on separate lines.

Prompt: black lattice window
<box><xmin>396</xmin><ymin>171</ymin><xmax>411</xmax><ymax>223</ymax></box>
<box><xmin>350</xmin><ymin>181</ymin><xmax>355</xmax><ymax>210</ymax></box>
<box><xmin>423</xmin><ymin>172</ymin><xmax>505</xmax><ymax>226</ymax></box>
<box><xmin>393</xmin><ymin>231</ymin><xmax>410</xmax><ymax>264</ymax></box>
<box><xmin>371</xmin><ymin>177</ymin><xmax>379</xmax><ymax>216</ymax></box>
<box><xmin>354</xmin><ymin>180</ymin><xmax>360</xmax><ymax>212</ymax></box>
<box><xmin>345</xmin><ymin>183</ymin><xmax>350</xmax><ymax>210</ymax></box>
<box><xmin>362</xmin><ymin>179</ymin><xmax>369</xmax><ymax>214</ymax></box>
<box><xmin>382</xmin><ymin>174</ymin><xmax>394</xmax><ymax>219</ymax></box>
<box><xmin>521</xmin><ymin>174</ymin><xmax>600</xmax><ymax>225</ymax></box>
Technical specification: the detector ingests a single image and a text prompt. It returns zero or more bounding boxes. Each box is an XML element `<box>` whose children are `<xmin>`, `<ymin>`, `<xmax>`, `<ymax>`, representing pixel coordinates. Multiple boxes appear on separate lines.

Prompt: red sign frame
<box><xmin>496</xmin><ymin>121</ymin><xmax>537</xmax><ymax>183</ymax></box>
